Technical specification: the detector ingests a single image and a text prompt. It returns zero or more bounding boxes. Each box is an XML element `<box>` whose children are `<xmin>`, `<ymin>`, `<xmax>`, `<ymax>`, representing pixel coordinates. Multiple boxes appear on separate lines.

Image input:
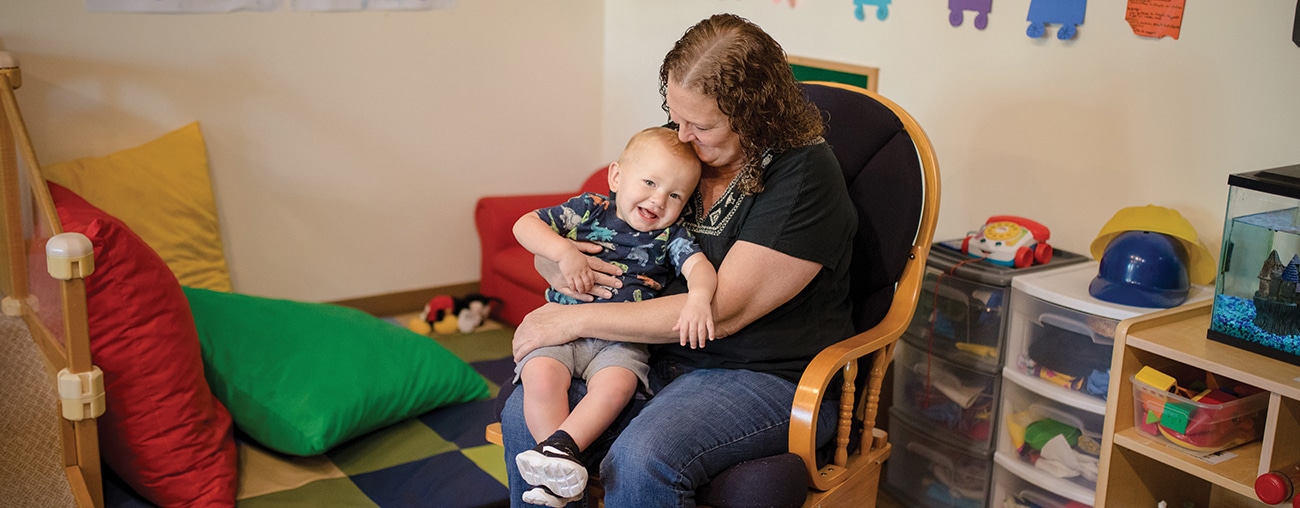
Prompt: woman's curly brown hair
<box><xmin>659</xmin><ymin>13</ymin><xmax>824</xmax><ymax>194</ymax></box>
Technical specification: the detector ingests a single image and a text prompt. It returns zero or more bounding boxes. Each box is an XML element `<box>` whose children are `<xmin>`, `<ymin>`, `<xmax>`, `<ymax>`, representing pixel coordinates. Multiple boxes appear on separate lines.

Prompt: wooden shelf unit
<box><xmin>1097</xmin><ymin>300</ymin><xmax>1300</xmax><ymax>507</ymax></box>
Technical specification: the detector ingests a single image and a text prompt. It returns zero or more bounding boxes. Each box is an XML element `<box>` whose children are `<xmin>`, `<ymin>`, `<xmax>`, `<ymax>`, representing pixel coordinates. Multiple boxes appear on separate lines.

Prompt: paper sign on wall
<box><xmin>1126</xmin><ymin>0</ymin><xmax>1185</xmax><ymax>40</ymax></box>
<box><xmin>1293</xmin><ymin>0</ymin><xmax>1299</xmax><ymax>47</ymax></box>
<box><xmin>293</xmin><ymin>0</ymin><xmax>454</xmax><ymax>11</ymax></box>
<box><xmin>85</xmin><ymin>0</ymin><xmax>279</xmax><ymax>12</ymax></box>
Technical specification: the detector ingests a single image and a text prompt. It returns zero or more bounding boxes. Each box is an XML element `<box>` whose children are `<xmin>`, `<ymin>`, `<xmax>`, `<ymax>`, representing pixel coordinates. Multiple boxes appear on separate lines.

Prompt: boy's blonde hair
<box><xmin>618</xmin><ymin>127</ymin><xmax>700</xmax><ymax>172</ymax></box>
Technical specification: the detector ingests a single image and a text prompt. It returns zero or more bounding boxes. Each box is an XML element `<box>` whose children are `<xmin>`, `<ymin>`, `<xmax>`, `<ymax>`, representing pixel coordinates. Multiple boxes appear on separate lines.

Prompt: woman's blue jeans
<box><xmin>502</xmin><ymin>360</ymin><xmax>839</xmax><ymax>507</ymax></box>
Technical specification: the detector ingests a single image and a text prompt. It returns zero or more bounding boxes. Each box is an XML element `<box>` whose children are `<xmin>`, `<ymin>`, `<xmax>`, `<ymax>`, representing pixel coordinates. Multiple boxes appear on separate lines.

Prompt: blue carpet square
<box><xmin>473</xmin><ymin>357</ymin><xmax>517</xmax><ymax>386</ymax></box>
<box><xmin>350</xmin><ymin>451</ymin><xmax>508</xmax><ymax>508</ymax></box>
<box><xmin>419</xmin><ymin>398</ymin><xmax>495</xmax><ymax>448</ymax></box>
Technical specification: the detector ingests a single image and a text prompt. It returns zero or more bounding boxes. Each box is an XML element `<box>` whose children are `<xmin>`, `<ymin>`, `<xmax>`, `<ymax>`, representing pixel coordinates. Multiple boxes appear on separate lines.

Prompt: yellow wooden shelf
<box><xmin>1122</xmin><ymin>306</ymin><xmax>1300</xmax><ymax>401</ymax></box>
<box><xmin>1111</xmin><ymin>427</ymin><xmax>1260</xmax><ymax>499</ymax></box>
<box><xmin>1097</xmin><ymin>300</ymin><xmax>1300</xmax><ymax>507</ymax></box>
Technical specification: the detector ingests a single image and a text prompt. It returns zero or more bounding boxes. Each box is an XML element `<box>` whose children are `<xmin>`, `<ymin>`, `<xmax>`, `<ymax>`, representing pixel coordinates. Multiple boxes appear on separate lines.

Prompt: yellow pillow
<box><xmin>44</xmin><ymin>122</ymin><xmax>233</xmax><ymax>292</ymax></box>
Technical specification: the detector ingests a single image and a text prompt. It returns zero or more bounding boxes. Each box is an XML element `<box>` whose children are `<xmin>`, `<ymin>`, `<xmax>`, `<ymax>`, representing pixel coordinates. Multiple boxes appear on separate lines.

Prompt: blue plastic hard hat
<box><xmin>1088</xmin><ymin>231</ymin><xmax>1191</xmax><ymax>308</ymax></box>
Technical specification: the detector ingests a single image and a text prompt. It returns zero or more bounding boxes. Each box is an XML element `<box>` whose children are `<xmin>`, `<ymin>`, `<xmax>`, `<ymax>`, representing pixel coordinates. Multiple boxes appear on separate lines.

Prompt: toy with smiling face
<box><xmin>961</xmin><ymin>215</ymin><xmax>1053</xmax><ymax>268</ymax></box>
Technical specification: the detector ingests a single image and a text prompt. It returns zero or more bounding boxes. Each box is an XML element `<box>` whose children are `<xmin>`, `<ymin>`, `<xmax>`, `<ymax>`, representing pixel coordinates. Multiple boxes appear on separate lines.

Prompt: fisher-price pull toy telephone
<box><xmin>961</xmin><ymin>215</ymin><xmax>1053</xmax><ymax>268</ymax></box>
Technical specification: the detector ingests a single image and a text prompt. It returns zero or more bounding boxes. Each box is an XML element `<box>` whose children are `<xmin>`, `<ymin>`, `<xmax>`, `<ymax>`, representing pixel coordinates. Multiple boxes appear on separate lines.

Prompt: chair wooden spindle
<box><xmin>834</xmin><ymin>360</ymin><xmax>857</xmax><ymax>467</ymax></box>
<box><xmin>859</xmin><ymin>343</ymin><xmax>895</xmax><ymax>450</ymax></box>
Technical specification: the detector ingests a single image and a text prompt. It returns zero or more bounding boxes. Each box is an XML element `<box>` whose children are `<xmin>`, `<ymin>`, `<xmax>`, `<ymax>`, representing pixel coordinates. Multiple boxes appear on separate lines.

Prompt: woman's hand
<box><xmin>535</xmin><ymin>241</ymin><xmax>623</xmax><ymax>301</ymax></box>
<box><xmin>513</xmin><ymin>302</ymin><xmax>582</xmax><ymax>362</ymax></box>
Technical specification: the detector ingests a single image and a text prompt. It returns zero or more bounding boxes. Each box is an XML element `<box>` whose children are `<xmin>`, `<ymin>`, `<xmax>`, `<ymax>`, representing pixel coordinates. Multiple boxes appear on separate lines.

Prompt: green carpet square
<box><xmin>327</xmin><ymin>419</ymin><xmax>457</xmax><ymax>476</ymax></box>
<box><xmin>433</xmin><ymin>328</ymin><xmax>514</xmax><ymax>363</ymax></box>
<box><xmin>460</xmin><ymin>444</ymin><xmax>509</xmax><ymax>487</ymax></box>
<box><xmin>237</xmin><ymin>477</ymin><xmax>378</xmax><ymax>508</ymax></box>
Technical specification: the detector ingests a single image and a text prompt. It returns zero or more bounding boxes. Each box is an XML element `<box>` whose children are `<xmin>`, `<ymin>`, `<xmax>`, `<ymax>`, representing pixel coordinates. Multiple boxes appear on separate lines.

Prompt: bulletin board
<box><xmin>788</xmin><ymin>56</ymin><xmax>879</xmax><ymax>92</ymax></box>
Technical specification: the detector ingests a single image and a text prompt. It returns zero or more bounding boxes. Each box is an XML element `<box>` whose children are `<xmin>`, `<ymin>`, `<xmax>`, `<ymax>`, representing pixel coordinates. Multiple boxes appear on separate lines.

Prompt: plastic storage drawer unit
<box><xmin>990</xmin><ymin>461</ymin><xmax>1093</xmax><ymax>508</ymax></box>
<box><xmin>907</xmin><ymin>241</ymin><xmax>1087</xmax><ymax>373</ymax></box>
<box><xmin>886</xmin><ymin>408</ymin><xmax>992</xmax><ymax>508</ymax></box>
<box><xmin>1005</xmin><ymin>262</ymin><xmax>1211</xmax><ymax>401</ymax></box>
<box><xmin>894</xmin><ymin>337</ymin><xmax>1000</xmax><ymax>447</ymax></box>
<box><xmin>996</xmin><ymin>373</ymin><xmax>1105</xmax><ymax>494</ymax></box>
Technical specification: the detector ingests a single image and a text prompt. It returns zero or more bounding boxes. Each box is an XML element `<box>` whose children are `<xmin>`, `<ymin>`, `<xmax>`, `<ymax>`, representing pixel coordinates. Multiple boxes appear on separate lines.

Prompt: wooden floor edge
<box><xmin>328</xmin><ymin>281</ymin><xmax>480</xmax><ymax>317</ymax></box>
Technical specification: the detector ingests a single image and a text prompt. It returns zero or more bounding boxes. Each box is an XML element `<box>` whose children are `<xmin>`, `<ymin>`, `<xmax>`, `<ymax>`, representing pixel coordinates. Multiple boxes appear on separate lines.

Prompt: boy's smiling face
<box><xmin>607</xmin><ymin>144</ymin><xmax>700</xmax><ymax>232</ymax></box>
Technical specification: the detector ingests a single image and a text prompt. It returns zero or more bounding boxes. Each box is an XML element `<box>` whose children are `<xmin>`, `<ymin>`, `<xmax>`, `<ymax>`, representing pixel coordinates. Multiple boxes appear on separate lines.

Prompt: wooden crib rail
<box><xmin>0</xmin><ymin>51</ymin><xmax>104</xmax><ymax>508</ymax></box>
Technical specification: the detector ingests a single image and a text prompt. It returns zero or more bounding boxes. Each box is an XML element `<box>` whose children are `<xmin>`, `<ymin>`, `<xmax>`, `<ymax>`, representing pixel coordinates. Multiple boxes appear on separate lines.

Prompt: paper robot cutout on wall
<box><xmin>950</xmin><ymin>0</ymin><xmax>993</xmax><ymax>30</ymax></box>
<box><xmin>855</xmin><ymin>0</ymin><xmax>890</xmax><ymax>21</ymax></box>
<box><xmin>1026</xmin><ymin>0</ymin><xmax>1087</xmax><ymax>40</ymax></box>
<box><xmin>1126</xmin><ymin>0</ymin><xmax>1184</xmax><ymax>40</ymax></box>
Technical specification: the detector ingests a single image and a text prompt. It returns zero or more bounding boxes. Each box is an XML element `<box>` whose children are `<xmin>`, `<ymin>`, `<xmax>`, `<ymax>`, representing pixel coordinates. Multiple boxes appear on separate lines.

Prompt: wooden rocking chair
<box><xmin>486</xmin><ymin>81</ymin><xmax>940</xmax><ymax>508</ymax></box>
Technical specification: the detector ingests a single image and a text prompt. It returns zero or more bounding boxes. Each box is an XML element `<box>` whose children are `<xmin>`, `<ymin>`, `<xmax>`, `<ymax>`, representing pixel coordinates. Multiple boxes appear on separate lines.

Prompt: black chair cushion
<box><xmin>697</xmin><ymin>453</ymin><xmax>809</xmax><ymax>508</ymax></box>
<box><xmin>801</xmin><ymin>83</ymin><xmax>923</xmax><ymax>333</ymax></box>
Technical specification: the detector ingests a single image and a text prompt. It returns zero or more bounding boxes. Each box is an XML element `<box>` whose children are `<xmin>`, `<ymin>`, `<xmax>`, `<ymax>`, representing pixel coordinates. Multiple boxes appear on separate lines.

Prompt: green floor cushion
<box><xmin>183</xmin><ymin>287</ymin><xmax>490</xmax><ymax>456</ymax></box>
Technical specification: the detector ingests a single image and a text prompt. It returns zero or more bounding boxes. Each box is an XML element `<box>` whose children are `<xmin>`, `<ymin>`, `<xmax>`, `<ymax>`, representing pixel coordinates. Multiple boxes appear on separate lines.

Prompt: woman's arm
<box><xmin>512</xmin><ymin>240</ymin><xmax>821</xmax><ymax>361</ymax></box>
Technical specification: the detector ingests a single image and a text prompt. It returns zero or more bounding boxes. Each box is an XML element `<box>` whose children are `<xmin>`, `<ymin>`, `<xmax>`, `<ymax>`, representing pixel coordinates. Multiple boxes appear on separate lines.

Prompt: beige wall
<box><xmin>604</xmin><ymin>1</ymin><xmax>1300</xmax><ymax>266</ymax></box>
<box><xmin>3</xmin><ymin>1</ymin><xmax>1300</xmax><ymax>301</ymax></box>
<box><xmin>0</xmin><ymin>0</ymin><xmax>605</xmax><ymax>301</ymax></box>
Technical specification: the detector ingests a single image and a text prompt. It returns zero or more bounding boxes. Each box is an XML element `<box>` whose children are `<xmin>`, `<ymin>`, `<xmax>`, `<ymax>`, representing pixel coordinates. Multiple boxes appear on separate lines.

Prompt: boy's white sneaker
<box><xmin>515</xmin><ymin>444</ymin><xmax>588</xmax><ymax>499</ymax></box>
<box><xmin>521</xmin><ymin>485</ymin><xmax>582</xmax><ymax>507</ymax></box>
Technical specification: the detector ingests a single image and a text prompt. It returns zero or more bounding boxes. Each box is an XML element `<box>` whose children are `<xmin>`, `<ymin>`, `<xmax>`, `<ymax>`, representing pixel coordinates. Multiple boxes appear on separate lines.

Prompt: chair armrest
<box><xmin>486</xmin><ymin>422</ymin><xmax>503</xmax><ymax>445</ymax></box>
<box><xmin>788</xmin><ymin>247</ymin><xmax>930</xmax><ymax>492</ymax></box>
<box><xmin>788</xmin><ymin>324</ymin><xmax>902</xmax><ymax>491</ymax></box>
<box><xmin>475</xmin><ymin>192</ymin><xmax>575</xmax><ymax>257</ymax></box>
<box><xmin>475</xmin><ymin>166</ymin><xmax>608</xmax><ymax>262</ymax></box>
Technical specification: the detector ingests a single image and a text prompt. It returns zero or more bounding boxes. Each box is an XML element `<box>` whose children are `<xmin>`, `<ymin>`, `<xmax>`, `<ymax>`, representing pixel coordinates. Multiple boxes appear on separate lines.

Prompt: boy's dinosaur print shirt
<box><xmin>535</xmin><ymin>192</ymin><xmax>703</xmax><ymax>305</ymax></box>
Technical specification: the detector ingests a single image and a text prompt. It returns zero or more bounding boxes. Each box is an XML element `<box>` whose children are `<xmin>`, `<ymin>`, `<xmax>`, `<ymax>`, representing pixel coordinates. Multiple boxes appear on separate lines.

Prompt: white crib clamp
<box><xmin>58</xmin><ymin>367</ymin><xmax>106</xmax><ymax>421</ymax></box>
<box><xmin>1</xmin><ymin>296</ymin><xmax>21</xmax><ymax>316</ymax></box>
<box><xmin>46</xmin><ymin>232</ymin><xmax>94</xmax><ymax>280</ymax></box>
<box><xmin>2</xmin><ymin>295</ymin><xmax>40</xmax><ymax>316</ymax></box>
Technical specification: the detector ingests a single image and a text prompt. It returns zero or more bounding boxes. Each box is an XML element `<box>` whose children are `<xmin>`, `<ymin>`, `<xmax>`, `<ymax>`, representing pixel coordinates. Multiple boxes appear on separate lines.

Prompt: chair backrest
<box><xmin>579</xmin><ymin>166</ymin><xmax>610</xmax><ymax>195</ymax></box>
<box><xmin>800</xmin><ymin>82</ymin><xmax>939</xmax><ymax>334</ymax></box>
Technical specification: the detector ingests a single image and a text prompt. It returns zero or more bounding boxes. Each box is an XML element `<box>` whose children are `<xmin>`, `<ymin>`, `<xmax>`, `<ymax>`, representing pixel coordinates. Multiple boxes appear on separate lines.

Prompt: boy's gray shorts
<box><xmin>513</xmin><ymin>337</ymin><xmax>650</xmax><ymax>390</ymax></box>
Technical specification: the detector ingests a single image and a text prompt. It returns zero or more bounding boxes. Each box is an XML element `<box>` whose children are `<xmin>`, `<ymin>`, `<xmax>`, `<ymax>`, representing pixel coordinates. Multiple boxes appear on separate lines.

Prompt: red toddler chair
<box><xmin>474</xmin><ymin>167</ymin><xmax>609</xmax><ymax>326</ymax></box>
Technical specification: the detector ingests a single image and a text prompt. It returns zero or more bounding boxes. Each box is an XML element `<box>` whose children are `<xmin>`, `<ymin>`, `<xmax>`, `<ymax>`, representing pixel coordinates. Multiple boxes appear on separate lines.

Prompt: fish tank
<box><xmin>1208</xmin><ymin>164</ymin><xmax>1300</xmax><ymax>366</ymax></box>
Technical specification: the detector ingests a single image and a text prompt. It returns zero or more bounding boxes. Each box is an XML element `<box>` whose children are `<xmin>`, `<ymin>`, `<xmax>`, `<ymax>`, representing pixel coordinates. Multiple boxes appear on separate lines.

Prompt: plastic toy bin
<box><xmin>885</xmin><ymin>408</ymin><xmax>992</xmax><ymax>508</ymax></box>
<box><xmin>907</xmin><ymin>241</ymin><xmax>1087</xmax><ymax>373</ymax></box>
<box><xmin>995</xmin><ymin>373</ymin><xmax>1104</xmax><ymax>492</ymax></box>
<box><xmin>893</xmin><ymin>337</ymin><xmax>999</xmax><ymax>448</ymax></box>
<box><xmin>1130</xmin><ymin>373</ymin><xmax>1268</xmax><ymax>453</ymax></box>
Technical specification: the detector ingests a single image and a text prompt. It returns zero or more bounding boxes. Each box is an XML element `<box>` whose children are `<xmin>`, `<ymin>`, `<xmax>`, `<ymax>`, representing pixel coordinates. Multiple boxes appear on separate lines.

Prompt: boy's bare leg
<box><xmin>519</xmin><ymin>357</ymin><xmax>573</xmax><ymax>443</ymax></box>
<box><xmin>558</xmin><ymin>366</ymin><xmax>638</xmax><ymax>450</ymax></box>
<box><xmin>517</xmin><ymin>366</ymin><xmax>639</xmax><ymax>502</ymax></box>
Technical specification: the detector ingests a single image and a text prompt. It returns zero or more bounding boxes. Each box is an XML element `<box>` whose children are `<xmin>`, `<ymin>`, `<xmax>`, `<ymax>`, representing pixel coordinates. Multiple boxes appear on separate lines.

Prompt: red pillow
<box><xmin>49</xmin><ymin>183</ymin><xmax>237</xmax><ymax>507</ymax></box>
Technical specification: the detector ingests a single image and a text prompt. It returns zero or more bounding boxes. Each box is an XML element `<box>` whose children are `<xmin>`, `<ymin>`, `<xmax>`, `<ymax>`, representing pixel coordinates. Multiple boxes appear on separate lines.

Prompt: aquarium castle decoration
<box><xmin>1253</xmin><ymin>250</ymin><xmax>1300</xmax><ymax>336</ymax></box>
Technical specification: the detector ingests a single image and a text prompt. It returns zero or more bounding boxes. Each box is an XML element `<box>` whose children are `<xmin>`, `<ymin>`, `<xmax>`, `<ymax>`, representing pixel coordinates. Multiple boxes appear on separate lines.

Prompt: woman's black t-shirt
<box><xmin>651</xmin><ymin>141</ymin><xmax>857</xmax><ymax>384</ymax></box>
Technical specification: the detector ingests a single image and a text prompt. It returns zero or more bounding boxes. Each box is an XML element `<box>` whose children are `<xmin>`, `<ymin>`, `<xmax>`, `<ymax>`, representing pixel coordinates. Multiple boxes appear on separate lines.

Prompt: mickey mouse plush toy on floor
<box><xmin>407</xmin><ymin>293</ymin><xmax>500</xmax><ymax>335</ymax></box>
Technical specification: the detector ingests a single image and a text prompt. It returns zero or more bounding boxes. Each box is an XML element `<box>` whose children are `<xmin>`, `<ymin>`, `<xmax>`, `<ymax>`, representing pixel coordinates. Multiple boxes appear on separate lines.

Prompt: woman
<box><xmin>503</xmin><ymin>13</ymin><xmax>858</xmax><ymax>507</ymax></box>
